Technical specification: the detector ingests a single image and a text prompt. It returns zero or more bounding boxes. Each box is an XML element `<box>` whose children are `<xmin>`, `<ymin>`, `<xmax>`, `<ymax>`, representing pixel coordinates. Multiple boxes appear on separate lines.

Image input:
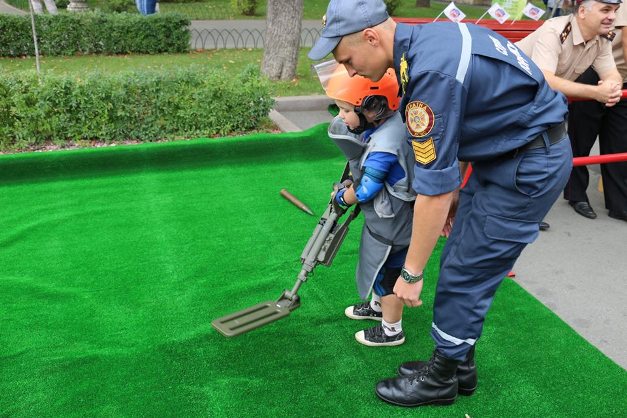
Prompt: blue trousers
<box><xmin>431</xmin><ymin>136</ymin><xmax>572</xmax><ymax>360</ymax></box>
<box><xmin>136</xmin><ymin>0</ymin><xmax>157</xmax><ymax>15</ymax></box>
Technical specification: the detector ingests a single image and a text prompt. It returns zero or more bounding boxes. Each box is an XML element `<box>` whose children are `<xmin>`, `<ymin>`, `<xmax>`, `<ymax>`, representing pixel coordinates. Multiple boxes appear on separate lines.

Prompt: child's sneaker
<box><xmin>344</xmin><ymin>301</ymin><xmax>382</xmax><ymax>321</ymax></box>
<box><xmin>355</xmin><ymin>324</ymin><xmax>405</xmax><ymax>347</ymax></box>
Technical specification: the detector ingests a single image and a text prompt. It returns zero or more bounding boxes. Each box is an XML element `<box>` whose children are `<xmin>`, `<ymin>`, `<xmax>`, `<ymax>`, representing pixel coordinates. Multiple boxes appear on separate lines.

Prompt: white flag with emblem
<box><xmin>443</xmin><ymin>2</ymin><xmax>466</xmax><ymax>23</ymax></box>
<box><xmin>522</xmin><ymin>2</ymin><xmax>545</xmax><ymax>20</ymax></box>
<box><xmin>487</xmin><ymin>3</ymin><xmax>510</xmax><ymax>24</ymax></box>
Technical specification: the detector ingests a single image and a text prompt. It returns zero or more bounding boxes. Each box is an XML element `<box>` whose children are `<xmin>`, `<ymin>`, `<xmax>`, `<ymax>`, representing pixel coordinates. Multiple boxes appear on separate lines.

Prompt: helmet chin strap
<box><xmin>347</xmin><ymin>112</ymin><xmax>376</xmax><ymax>135</ymax></box>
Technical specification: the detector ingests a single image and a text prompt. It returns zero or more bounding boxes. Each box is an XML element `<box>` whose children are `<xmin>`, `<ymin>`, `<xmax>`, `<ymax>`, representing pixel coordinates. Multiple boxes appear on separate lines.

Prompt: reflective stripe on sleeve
<box><xmin>456</xmin><ymin>23</ymin><xmax>472</xmax><ymax>84</ymax></box>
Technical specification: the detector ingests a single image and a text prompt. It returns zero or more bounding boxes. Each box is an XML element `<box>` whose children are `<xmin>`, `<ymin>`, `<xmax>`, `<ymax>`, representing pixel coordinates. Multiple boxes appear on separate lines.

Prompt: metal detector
<box><xmin>212</xmin><ymin>166</ymin><xmax>360</xmax><ymax>337</ymax></box>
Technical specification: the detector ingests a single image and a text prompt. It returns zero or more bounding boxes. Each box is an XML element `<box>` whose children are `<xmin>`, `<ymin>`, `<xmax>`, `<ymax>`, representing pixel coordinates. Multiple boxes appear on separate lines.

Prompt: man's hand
<box><xmin>596</xmin><ymin>79</ymin><xmax>622</xmax><ymax>107</ymax></box>
<box><xmin>393</xmin><ymin>278</ymin><xmax>424</xmax><ymax>307</ymax></box>
<box><xmin>441</xmin><ymin>189</ymin><xmax>460</xmax><ymax>237</ymax></box>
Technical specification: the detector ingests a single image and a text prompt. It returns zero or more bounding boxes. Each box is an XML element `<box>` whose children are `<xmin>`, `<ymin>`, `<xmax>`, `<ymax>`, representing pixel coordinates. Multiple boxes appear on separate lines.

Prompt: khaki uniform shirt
<box><xmin>516</xmin><ymin>14</ymin><xmax>616</xmax><ymax>81</ymax></box>
<box><xmin>612</xmin><ymin>6</ymin><xmax>627</xmax><ymax>81</ymax></box>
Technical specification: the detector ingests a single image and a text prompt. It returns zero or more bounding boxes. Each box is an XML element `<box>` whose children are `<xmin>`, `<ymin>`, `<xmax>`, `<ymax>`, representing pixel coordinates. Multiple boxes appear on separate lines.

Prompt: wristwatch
<box><xmin>400</xmin><ymin>267</ymin><xmax>423</xmax><ymax>284</ymax></box>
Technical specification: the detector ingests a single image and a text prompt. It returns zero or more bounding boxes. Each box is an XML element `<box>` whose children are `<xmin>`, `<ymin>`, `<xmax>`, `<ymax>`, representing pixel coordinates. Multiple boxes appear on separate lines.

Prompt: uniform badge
<box><xmin>412</xmin><ymin>137</ymin><xmax>437</xmax><ymax>165</ymax></box>
<box><xmin>559</xmin><ymin>22</ymin><xmax>571</xmax><ymax>44</ymax></box>
<box><xmin>405</xmin><ymin>100</ymin><xmax>434</xmax><ymax>138</ymax></box>
<box><xmin>602</xmin><ymin>30</ymin><xmax>616</xmax><ymax>42</ymax></box>
<box><xmin>322</xmin><ymin>14</ymin><xmax>327</xmax><ymax>29</ymax></box>
<box><xmin>400</xmin><ymin>53</ymin><xmax>409</xmax><ymax>96</ymax></box>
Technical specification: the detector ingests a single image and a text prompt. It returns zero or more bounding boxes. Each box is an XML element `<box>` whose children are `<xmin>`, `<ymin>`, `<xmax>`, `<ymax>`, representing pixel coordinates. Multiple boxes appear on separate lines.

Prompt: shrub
<box><xmin>384</xmin><ymin>0</ymin><xmax>401</xmax><ymax>15</ymax></box>
<box><xmin>0</xmin><ymin>66</ymin><xmax>274</xmax><ymax>150</ymax></box>
<box><xmin>102</xmin><ymin>0</ymin><xmax>135</xmax><ymax>13</ymax></box>
<box><xmin>0</xmin><ymin>12</ymin><xmax>190</xmax><ymax>57</ymax></box>
<box><xmin>230</xmin><ymin>0</ymin><xmax>257</xmax><ymax>16</ymax></box>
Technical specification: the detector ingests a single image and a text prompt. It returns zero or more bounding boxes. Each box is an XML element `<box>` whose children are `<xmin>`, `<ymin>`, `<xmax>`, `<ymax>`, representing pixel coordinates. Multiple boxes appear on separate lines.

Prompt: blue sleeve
<box><xmin>355</xmin><ymin>167</ymin><xmax>385</xmax><ymax>203</ymax></box>
<box><xmin>354</xmin><ymin>152</ymin><xmax>396</xmax><ymax>203</ymax></box>
<box><xmin>404</xmin><ymin>71</ymin><xmax>462</xmax><ymax>196</ymax></box>
<box><xmin>363</xmin><ymin>151</ymin><xmax>397</xmax><ymax>173</ymax></box>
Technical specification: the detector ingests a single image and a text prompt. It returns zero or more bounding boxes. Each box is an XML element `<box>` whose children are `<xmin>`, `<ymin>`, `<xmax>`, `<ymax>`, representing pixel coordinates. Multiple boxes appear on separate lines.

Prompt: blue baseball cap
<box><xmin>308</xmin><ymin>0</ymin><xmax>390</xmax><ymax>61</ymax></box>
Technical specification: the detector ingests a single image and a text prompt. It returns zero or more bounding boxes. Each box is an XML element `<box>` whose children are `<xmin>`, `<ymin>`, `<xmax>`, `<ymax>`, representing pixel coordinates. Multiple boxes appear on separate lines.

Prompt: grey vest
<box><xmin>328</xmin><ymin>113</ymin><xmax>416</xmax><ymax>299</ymax></box>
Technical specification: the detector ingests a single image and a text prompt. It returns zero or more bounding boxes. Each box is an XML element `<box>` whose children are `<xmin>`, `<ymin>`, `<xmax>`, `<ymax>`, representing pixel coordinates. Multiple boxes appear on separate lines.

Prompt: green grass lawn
<box><xmin>0</xmin><ymin>49</ymin><xmax>325</xmax><ymax>97</ymax></box>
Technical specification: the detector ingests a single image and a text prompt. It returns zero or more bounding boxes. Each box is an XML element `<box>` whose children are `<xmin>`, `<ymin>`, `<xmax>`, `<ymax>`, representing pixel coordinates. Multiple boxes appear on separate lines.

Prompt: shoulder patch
<box><xmin>560</xmin><ymin>22</ymin><xmax>571</xmax><ymax>44</ymax></box>
<box><xmin>400</xmin><ymin>53</ymin><xmax>409</xmax><ymax>96</ymax></box>
<box><xmin>412</xmin><ymin>137</ymin><xmax>437</xmax><ymax>165</ymax></box>
<box><xmin>602</xmin><ymin>30</ymin><xmax>616</xmax><ymax>42</ymax></box>
<box><xmin>405</xmin><ymin>101</ymin><xmax>435</xmax><ymax>138</ymax></box>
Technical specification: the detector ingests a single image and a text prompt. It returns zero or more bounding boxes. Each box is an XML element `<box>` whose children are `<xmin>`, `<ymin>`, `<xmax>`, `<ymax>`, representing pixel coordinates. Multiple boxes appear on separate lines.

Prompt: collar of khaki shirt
<box><xmin>569</xmin><ymin>13</ymin><xmax>603</xmax><ymax>48</ymax></box>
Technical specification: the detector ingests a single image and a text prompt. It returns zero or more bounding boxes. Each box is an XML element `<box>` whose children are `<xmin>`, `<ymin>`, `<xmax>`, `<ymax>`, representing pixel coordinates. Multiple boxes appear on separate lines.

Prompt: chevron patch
<box><xmin>412</xmin><ymin>137</ymin><xmax>436</xmax><ymax>165</ymax></box>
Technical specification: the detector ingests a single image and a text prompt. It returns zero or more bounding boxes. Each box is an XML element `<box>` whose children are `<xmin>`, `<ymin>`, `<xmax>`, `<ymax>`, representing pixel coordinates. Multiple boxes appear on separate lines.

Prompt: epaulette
<box><xmin>560</xmin><ymin>22</ymin><xmax>572</xmax><ymax>44</ymax></box>
<box><xmin>602</xmin><ymin>30</ymin><xmax>616</xmax><ymax>42</ymax></box>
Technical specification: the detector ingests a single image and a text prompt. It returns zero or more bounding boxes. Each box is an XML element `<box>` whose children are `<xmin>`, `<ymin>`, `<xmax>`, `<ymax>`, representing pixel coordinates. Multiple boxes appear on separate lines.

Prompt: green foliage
<box><xmin>102</xmin><ymin>0</ymin><xmax>135</xmax><ymax>13</ymax></box>
<box><xmin>0</xmin><ymin>12</ymin><xmax>190</xmax><ymax>57</ymax></box>
<box><xmin>384</xmin><ymin>0</ymin><xmax>401</xmax><ymax>15</ymax></box>
<box><xmin>0</xmin><ymin>66</ymin><xmax>274</xmax><ymax>150</ymax></box>
<box><xmin>230</xmin><ymin>0</ymin><xmax>257</xmax><ymax>16</ymax></box>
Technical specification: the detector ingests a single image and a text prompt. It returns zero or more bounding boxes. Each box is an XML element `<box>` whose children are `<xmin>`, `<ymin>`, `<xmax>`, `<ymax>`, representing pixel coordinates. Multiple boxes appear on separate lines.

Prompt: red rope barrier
<box><xmin>573</xmin><ymin>152</ymin><xmax>627</xmax><ymax>167</ymax></box>
<box><xmin>568</xmin><ymin>90</ymin><xmax>627</xmax><ymax>103</ymax></box>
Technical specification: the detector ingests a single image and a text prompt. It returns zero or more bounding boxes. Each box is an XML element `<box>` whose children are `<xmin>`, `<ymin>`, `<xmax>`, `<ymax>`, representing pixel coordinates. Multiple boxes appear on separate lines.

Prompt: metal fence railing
<box><xmin>190</xmin><ymin>27</ymin><xmax>322</xmax><ymax>50</ymax></box>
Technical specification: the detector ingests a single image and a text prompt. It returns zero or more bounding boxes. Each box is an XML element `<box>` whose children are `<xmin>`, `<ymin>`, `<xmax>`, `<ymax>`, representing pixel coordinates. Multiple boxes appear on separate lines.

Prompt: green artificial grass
<box><xmin>0</xmin><ymin>125</ymin><xmax>625</xmax><ymax>417</ymax></box>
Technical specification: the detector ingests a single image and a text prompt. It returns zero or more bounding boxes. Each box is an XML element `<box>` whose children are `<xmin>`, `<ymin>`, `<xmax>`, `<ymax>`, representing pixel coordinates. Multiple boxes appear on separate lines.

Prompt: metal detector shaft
<box><xmin>283</xmin><ymin>209</ymin><xmax>341</xmax><ymax>300</ymax></box>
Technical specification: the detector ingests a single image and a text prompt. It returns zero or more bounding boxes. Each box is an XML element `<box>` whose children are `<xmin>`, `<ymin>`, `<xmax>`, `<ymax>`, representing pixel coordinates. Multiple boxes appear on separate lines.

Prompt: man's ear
<box><xmin>362</xmin><ymin>28</ymin><xmax>380</xmax><ymax>46</ymax></box>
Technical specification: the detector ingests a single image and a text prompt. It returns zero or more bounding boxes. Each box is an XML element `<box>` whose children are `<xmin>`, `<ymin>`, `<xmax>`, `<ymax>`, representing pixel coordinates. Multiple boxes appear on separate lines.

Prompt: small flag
<box><xmin>488</xmin><ymin>3</ymin><xmax>510</xmax><ymax>24</ymax></box>
<box><xmin>443</xmin><ymin>2</ymin><xmax>466</xmax><ymax>23</ymax></box>
<box><xmin>522</xmin><ymin>3</ymin><xmax>545</xmax><ymax>20</ymax></box>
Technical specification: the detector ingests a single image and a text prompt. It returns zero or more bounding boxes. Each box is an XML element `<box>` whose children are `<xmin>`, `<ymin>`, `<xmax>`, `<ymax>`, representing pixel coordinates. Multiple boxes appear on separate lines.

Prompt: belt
<box><xmin>516</xmin><ymin>122</ymin><xmax>567</xmax><ymax>154</ymax></box>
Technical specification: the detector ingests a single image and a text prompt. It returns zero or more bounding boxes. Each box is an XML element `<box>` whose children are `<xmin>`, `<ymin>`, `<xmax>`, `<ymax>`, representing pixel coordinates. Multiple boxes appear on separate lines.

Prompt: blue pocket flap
<box><xmin>484</xmin><ymin>215</ymin><xmax>539</xmax><ymax>244</ymax></box>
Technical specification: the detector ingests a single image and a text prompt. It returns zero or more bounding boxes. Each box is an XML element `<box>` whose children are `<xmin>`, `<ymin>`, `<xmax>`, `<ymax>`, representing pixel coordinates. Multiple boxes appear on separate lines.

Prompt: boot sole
<box><xmin>458</xmin><ymin>386</ymin><xmax>476</xmax><ymax>396</ymax></box>
<box><xmin>396</xmin><ymin>368</ymin><xmax>476</xmax><ymax>396</ymax></box>
<box><xmin>375</xmin><ymin>391</ymin><xmax>456</xmax><ymax>407</ymax></box>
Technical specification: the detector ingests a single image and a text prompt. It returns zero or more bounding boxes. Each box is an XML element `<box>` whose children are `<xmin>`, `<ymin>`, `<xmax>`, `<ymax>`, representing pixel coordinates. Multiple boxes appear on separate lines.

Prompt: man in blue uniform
<box><xmin>309</xmin><ymin>0</ymin><xmax>573</xmax><ymax>408</ymax></box>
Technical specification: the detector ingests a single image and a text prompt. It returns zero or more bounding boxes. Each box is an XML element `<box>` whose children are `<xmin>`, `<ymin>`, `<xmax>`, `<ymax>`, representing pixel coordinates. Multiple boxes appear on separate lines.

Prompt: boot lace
<box><xmin>408</xmin><ymin>354</ymin><xmax>437</xmax><ymax>383</ymax></box>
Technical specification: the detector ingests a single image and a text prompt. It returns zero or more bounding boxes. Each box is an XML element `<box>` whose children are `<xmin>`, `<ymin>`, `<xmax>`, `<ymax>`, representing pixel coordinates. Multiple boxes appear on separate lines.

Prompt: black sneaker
<box><xmin>355</xmin><ymin>324</ymin><xmax>405</xmax><ymax>347</ymax></box>
<box><xmin>344</xmin><ymin>301</ymin><xmax>382</xmax><ymax>321</ymax></box>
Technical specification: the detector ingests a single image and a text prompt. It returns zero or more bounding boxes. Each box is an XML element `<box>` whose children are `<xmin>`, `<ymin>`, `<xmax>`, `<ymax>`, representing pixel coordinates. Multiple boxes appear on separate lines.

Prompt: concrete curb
<box><xmin>273</xmin><ymin>95</ymin><xmax>332</xmax><ymax>112</ymax></box>
<box><xmin>268</xmin><ymin>109</ymin><xmax>301</xmax><ymax>133</ymax></box>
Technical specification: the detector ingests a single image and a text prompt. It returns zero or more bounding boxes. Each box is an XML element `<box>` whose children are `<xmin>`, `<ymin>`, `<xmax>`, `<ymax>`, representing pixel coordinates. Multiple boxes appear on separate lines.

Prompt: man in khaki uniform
<box><xmin>566</xmin><ymin>5</ymin><xmax>627</xmax><ymax>221</ymax></box>
<box><xmin>517</xmin><ymin>0</ymin><xmax>623</xmax><ymax>219</ymax></box>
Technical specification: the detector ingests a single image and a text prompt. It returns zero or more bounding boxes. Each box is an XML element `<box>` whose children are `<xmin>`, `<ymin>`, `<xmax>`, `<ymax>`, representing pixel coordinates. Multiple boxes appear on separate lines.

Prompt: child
<box><xmin>316</xmin><ymin>61</ymin><xmax>416</xmax><ymax>347</ymax></box>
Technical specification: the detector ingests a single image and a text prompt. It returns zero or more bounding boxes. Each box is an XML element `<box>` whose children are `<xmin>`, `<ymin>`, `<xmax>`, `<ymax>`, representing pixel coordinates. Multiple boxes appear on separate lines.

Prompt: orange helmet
<box><xmin>315</xmin><ymin>61</ymin><xmax>400</xmax><ymax>112</ymax></box>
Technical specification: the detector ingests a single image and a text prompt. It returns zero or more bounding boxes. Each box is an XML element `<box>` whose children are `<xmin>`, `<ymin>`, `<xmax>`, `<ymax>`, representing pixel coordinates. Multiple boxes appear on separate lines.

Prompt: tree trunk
<box><xmin>415</xmin><ymin>0</ymin><xmax>430</xmax><ymax>7</ymax></box>
<box><xmin>262</xmin><ymin>0</ymin><xmax>304</xmax><ymax>81</ymax></box>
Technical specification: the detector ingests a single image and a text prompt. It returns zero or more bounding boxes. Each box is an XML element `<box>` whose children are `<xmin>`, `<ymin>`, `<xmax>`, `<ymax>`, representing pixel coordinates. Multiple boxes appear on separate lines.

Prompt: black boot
<box><xmin>396</xmin><ymin>345</ymin><xmax>477</xmax><ymax>396</ymax></box>
<box><xmin>375</xmin><ymin>351</ymin><xmax>460</xmax><ymax>407</ymax></box>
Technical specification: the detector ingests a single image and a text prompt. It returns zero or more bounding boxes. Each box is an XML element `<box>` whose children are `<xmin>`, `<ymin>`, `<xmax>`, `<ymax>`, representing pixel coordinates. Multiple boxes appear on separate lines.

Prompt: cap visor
<box><xmin>308</xmin><ymin>36</ymin><xmax>341</xmax><ymax>60</ymax></box>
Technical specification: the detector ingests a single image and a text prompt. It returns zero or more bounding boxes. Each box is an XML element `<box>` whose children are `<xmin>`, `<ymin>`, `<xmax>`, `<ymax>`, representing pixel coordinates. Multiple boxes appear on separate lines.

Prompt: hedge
<box><xmin>0</xmin><ymin>12</ymin><xmax>190</xmax><ymax>57</ymax></box>
<box><xmin>0</xmin><ymin>66</ymin><xmax>274</xmax><ymax>150</ymax></box>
